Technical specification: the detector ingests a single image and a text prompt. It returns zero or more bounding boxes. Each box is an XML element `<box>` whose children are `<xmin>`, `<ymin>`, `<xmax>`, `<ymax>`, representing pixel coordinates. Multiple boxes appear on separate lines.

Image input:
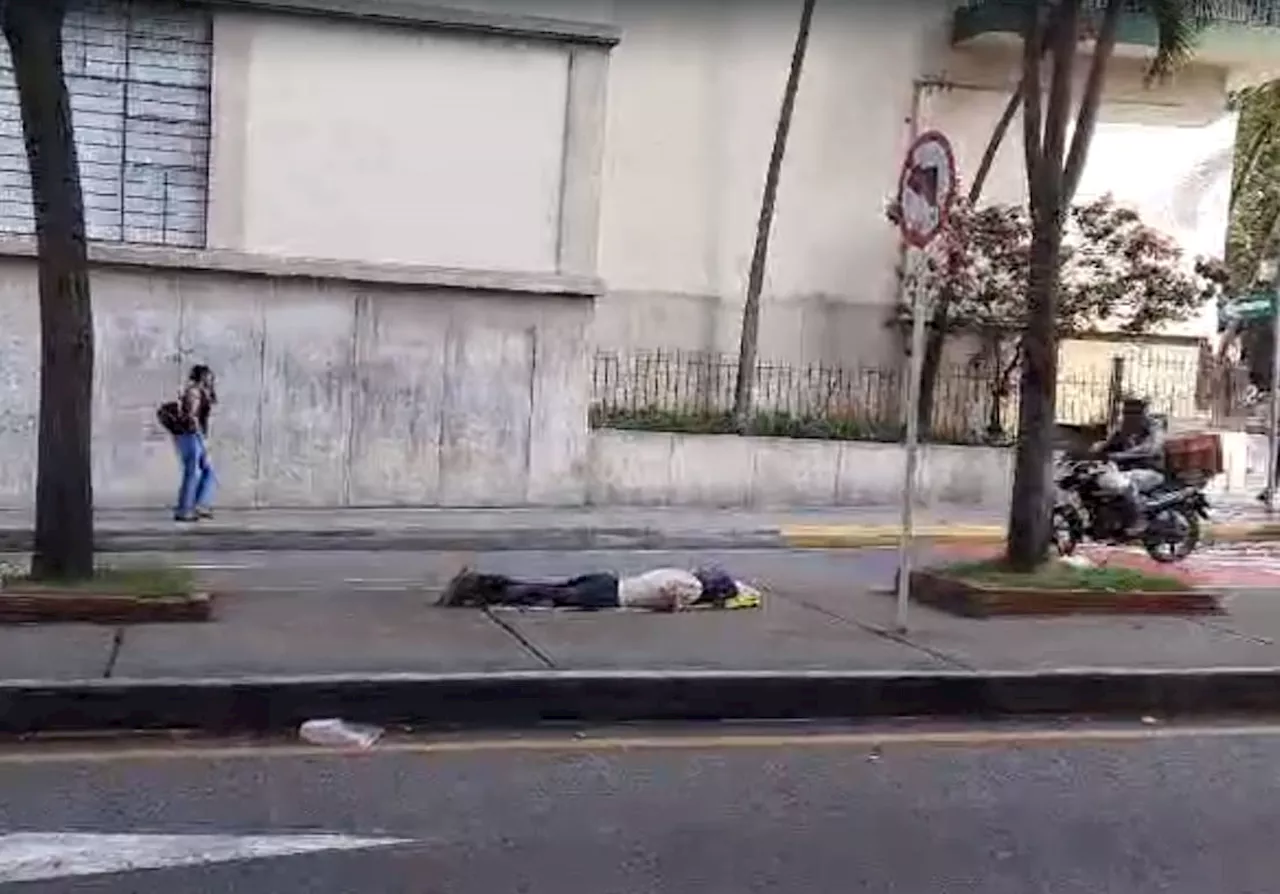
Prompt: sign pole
<box><xmin>1268</xmin><ymin>269</ymin><xmax>1280</xmax><ymax>512</ymax></box>
<box><xmin>895</xmin><ymin>249</ymin><xmax>929</xmax><ymax>633</ymax></box>
<box><xmin>892</xmin><ymin>129</ymin><xmax>955</xmax><ymax>634</ymax></box>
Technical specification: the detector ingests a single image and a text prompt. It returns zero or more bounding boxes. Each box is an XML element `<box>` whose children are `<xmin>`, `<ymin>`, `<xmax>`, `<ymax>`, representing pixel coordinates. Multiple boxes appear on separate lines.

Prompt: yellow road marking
<box><xmin>2</xmin><ymin>723</ymin><xmax>1280</xmax><ymax>765</ymax></box>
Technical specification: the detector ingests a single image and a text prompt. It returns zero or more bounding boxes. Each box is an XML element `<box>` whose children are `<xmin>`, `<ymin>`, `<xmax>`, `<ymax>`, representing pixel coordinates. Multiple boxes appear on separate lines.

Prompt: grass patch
<box><xmin>939</xmin><ymin>559</ymin><xmax>1188</xmax><ymax>592</ymax></box>
<box><xmin>2</xmin><ymin>565</ymin><xmax>197</xmax><ymax>599</ymax></box>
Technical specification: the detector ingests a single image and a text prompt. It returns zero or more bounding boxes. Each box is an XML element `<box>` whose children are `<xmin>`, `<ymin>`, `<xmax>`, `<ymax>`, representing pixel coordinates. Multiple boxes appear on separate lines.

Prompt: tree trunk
<box><xmin>916</xmin><ymin>12</ymin><xmax>1072</xmax><ymax>435</ymax></box>
<box><xmin>1006</xmin><ymin>220</ymin><xmax>1063</xmax><ymax>569</ymax></box>
<box><xmin>732</xmin><ymin>0</ymin><xmax>815</xmax><ymax>428</ymax></box>
<box><xmin>1004</xmin><ymin>0</ymin><xmax>1077</xmax><ymax>571</ymax></box>
<box><xmin>2</xmin><ymin>0</ymin><xmax>96</xmax><ymax>580</ymax></box>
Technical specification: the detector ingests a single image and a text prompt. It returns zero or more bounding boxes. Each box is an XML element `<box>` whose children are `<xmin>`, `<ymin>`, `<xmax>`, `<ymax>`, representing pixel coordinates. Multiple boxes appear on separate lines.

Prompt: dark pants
<box><xmin>453</xmin><ymin>572</ymin><xmax>620</xmax><ymax>610</ymax></box>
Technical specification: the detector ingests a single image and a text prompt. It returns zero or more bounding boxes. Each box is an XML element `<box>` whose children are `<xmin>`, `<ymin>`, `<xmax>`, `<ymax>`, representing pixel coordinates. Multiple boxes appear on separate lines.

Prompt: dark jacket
<box><xmin>180</xmin><ymin>383</ymin><xmax>213</xmax><ymax>436</ymax></box>
<box><xmin>1101</xmin><ymin>418</ymin><xmax>1165</xmax><ymax>471</ymax></box>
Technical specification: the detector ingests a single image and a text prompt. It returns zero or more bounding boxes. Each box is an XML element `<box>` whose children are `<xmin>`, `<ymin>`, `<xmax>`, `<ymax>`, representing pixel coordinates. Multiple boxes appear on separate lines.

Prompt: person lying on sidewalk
<box><xmin>437</xmin><ymin>566</ymin><xmax>763</xmax><ymax>612</ymax></box>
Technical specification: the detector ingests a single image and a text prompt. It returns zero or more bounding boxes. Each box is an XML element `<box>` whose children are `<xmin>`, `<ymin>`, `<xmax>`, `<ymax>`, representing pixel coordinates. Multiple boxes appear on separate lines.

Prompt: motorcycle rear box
<box><xmin>1164</xmin><ymin>432</ymin><xmax>1223</xmax><ymax>479</ymax></box>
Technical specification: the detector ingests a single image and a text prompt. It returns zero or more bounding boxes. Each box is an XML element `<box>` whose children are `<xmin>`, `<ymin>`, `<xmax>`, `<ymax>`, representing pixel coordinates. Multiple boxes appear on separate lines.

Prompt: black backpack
<box><xmin>156</xmin><ymin>399</ymin><xmax>185</xmax><ymax>435</ymax></box>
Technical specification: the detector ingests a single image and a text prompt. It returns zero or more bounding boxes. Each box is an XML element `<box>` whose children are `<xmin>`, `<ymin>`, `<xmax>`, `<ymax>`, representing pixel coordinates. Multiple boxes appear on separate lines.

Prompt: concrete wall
<box><xmin>588</xmin><ymin>428</ymin><xmax>1013</xmax><ymax>509</ymax></box>
<box><xmin>588</xmin><ymin>428</ymin><xmax>1258</xmax><ymax>510</ymax></box>
<box><xmin>0</xmin><ymin>244</ymin><xmax>594</xmax><ymax>509</ymax></box>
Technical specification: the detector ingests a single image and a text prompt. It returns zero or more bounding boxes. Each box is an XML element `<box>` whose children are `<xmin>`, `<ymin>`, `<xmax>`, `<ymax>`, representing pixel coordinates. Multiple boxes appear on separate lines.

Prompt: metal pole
<box><xmin>1268</xmin><ymin>269</ymin><xmax>1280</xmax><ymax>512</ymax></box>
<box><xmin>895</xmin><ymin>248</ymin><xmax>928</xmax><ymax>633</ymax></box>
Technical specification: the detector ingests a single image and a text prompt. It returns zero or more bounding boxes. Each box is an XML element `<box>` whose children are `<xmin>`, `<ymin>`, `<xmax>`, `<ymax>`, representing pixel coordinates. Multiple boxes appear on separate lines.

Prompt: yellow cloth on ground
<box><xmin>708</xmin><ymin>581</ymin><xmax>763</xmax><ymax>610</ymax></box>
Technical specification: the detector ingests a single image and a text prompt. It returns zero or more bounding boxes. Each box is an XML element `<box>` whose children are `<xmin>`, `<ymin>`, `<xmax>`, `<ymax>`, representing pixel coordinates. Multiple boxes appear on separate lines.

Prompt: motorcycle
<box><xmin>1051</xmin><ymin>457</ymin><xmax>1212</xmax><ymax>563</ymax></box>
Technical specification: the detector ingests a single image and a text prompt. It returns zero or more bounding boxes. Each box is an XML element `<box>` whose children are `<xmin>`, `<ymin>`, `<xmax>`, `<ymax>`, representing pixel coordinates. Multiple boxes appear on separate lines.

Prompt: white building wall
<box><xmin>207</xmin><ymin>10</ymin><xmax>574</xmax><ymax>273</ymax></box>
<box><xmin>199</xmin><ymin>0</ymin><xmax>1240</xmax><ymax>365</ymax></box>
<box><xmin>592</xmin><ymin>0</ymin><xmax>949</xmax><ymax>367</ymax></box>
<box><xmin>587</xmin><ymin>1</ymin><xmax>1238</xmax><ymax>366</ymax></box>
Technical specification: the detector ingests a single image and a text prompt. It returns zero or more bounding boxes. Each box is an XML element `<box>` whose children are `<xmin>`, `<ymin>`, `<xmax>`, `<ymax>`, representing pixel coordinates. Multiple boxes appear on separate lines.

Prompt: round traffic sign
<box><xmin>896</xmin><ymin>130</ymin><xmax>957</xmax><ymax>249</ymax></box>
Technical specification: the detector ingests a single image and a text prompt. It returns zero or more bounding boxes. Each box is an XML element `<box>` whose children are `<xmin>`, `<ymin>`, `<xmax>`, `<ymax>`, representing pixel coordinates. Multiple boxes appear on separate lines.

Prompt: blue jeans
<box><xmin>174</xmin><ymin>432</ymin><xmax>216</xmax><ymax>517</ymax></box>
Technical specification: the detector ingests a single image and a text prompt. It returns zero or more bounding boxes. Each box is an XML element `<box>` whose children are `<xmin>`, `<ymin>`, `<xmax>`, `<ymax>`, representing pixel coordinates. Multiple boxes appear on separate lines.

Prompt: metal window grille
<box><xmin>0</xmin><ymin>0</ymin><xmax>213</xmax><ymax>248</ymax></box>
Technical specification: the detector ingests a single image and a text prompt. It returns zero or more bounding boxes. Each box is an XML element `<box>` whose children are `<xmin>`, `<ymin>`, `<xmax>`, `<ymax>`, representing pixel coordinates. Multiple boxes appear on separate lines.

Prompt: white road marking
<box><xmin>0</xmin><ymin>832</ymin><xmax>412</xmax><ymax>883</ymax></box>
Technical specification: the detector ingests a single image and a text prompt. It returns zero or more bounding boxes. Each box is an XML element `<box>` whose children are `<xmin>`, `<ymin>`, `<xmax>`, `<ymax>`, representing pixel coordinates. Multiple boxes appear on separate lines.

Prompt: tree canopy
<box><xmin>887</xmin><ymin>192</ymin><xmax>1214</xmax><ymax>342</ymax></box>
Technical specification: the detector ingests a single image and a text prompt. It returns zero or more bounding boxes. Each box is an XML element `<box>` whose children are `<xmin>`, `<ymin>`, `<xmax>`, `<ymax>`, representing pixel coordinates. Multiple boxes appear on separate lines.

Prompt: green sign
<box><xmin>1220</xmin><ymin>291</ymin><xmax>1277</xmax><ymax>328</ymax></box>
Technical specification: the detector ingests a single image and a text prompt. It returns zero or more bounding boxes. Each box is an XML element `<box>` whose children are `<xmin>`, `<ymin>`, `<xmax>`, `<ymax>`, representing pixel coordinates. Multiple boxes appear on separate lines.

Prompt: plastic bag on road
<box><xmin>299</xmin><ymin>718</ymin><xmax>384</xmax><ymax>749</ymax></box>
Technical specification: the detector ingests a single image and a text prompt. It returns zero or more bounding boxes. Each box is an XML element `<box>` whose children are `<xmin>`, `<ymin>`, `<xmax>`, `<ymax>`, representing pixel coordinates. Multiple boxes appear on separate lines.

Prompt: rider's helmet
<box><xmin>1120</xmin><ymin>394</ymin><xmax>1149</xmax><ymax>414</ymax></box>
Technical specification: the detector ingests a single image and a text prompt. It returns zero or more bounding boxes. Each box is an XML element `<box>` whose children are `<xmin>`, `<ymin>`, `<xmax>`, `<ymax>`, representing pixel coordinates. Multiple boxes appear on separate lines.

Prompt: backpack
<box><xmin>156</xmin><ymin>399</ymin><xmax>185</xmax><ymax>435</ymax></box>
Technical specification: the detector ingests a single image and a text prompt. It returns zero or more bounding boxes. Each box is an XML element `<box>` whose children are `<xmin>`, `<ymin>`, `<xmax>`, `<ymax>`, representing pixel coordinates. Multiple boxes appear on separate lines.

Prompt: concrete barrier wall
<box><xmin>1214</xmin><ymin>430</ymin><xmax>1270</xmax><ymax>500</ymax></box>
<box><xmin>588</xmin><ymin>429</ymin><xmax>1014</xmax><ymax>509</ymax></box>
<box><xmin>0</xmin><ymin>244</ymin><xmax>596</xmax><ymax>509</ymax></box>
<box><xmin>589</xmin><ymin>428</ymin><xmax>1265</xmax><ymax>509</ymax></box>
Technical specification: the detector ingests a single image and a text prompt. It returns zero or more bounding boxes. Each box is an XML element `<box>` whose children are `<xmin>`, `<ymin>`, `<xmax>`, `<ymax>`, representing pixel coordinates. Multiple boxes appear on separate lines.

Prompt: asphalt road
<box><xmin>3</xmin><ymin>723</ymin><xmax>1280</xmax><ymax>892</ymax></box>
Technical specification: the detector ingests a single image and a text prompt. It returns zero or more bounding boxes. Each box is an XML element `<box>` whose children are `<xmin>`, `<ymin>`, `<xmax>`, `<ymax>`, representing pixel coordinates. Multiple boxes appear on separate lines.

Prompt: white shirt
<box><xmin>617</xmin><ymin>569</ymin><xmax>703</xmax><ymax>611</ymax></box>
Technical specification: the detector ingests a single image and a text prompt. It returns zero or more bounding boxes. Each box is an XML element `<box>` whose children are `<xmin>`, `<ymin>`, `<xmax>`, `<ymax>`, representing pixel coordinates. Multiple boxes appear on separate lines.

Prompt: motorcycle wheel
<box><xmin>1144</xmin><ymin>508</ymin><xmax>1199</xmax><ymax>564</ymax></box>
<box><xmin>1051</xmin><ymin>506</ymin><xmax>1079</xmax><ymax>557</ymax></box>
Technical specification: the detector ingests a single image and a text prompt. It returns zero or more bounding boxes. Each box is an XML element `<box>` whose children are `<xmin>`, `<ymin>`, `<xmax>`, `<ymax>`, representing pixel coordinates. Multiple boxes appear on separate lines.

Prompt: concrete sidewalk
<box><xmin>5</xmin><ymin>548</ymin><xmax>1280</xmax><ymax>733</ymax></box>
<box><xmin>7</xmin><ymin>576</ymin><xmax>1280</xmax><ymax>685</ymax></box>
<box><xmin>5</xmin><ymin>570</ymin><xmax>1280</xmax><ymax>733</ymax></box>
<box><xmin>0</xmin><ymin>500</ymin><xmax>1276</xmax><ymax>552</ymax></box>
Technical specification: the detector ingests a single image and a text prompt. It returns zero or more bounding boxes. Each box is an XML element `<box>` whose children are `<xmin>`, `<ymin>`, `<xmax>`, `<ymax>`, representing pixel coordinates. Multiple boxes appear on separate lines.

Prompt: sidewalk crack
<box><xmin>102</xmin><ymin>627</ymin><xmax>125</xmax><ymax>678</ymax></box>
<box><xmin>782</xmin><ymin>594</ymin><xmax>975</xmax><ymax>670</ymax></box>
<box><xmin>483</xmin><ymin>608</ymin><xmax>556</xmax><ymax>669</ymax></box>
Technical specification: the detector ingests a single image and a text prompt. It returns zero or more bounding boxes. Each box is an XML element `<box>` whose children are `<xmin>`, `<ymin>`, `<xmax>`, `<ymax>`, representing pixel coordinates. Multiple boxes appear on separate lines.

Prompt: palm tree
<box><xmin>732</xmin><ymin>0</ymin><xmax>817</xmax><ymax>429</ymax></box>
<box><xmin>1006</xmin><ymin>0</ymin><xmax>1198</xmax><ymax>570</ymax></box>
<box><xmin>1</xmin><ymin>0</ymin><xmax>95</xmax><ymax>579</ymax></box>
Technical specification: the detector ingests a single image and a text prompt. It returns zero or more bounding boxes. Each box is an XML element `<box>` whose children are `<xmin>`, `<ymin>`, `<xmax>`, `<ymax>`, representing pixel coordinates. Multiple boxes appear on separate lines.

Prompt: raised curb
<box><xmin>4</xmin><ymin>668</ymin><xmax>1280</xmax><ymax>735</ymax></box>
<box><xmin>0</xmin><ymin>527</ymin><xmax>791</xmax><ymax>554</ymax></box>
<box><xmin>781</xmin><ymin>521</ymin><xmax>1280</xmax><ymax>549</ymax></box>
<box><xmin>782</xmin><ymin>524</ymin><xmax>1006</xmax><ymax>548</ymax></box>
<box><xmin>0</xmin><ymin>591</ymin><xmax>212</xmax><ymax>625</ymax></box>
<box><xmin>0</xmin><ymin>518</ymin><xmax>1272</xmax><ymax>555</ymax></box>
<box><xmin>908</xmin><ymin>570</ymin><xmax>1223</xmax><ymax>618</ymax></box>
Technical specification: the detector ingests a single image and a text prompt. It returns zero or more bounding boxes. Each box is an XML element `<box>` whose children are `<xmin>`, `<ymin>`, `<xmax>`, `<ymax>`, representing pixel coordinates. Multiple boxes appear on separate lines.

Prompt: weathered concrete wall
<box><xmin>588</xmin><ymin>429</ymin><xmax>1014</xmax><ymax>509</ymax></box>
<box><xmin>589</xmin><ymin>428</ymin><xmax>1256</xmax><ymax>509</ymax></box>
<box><xmin>0</xmin><ymin>244</ymin><xmax>594</xmax><ymax>509</ymax></box>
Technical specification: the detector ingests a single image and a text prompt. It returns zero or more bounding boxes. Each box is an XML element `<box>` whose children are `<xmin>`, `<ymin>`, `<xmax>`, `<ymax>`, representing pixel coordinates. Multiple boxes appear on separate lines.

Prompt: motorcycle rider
<box><xmin>1090</xmin><ymin>395</ymin><xmax>1167</xmax><ymax>537</ymax></box>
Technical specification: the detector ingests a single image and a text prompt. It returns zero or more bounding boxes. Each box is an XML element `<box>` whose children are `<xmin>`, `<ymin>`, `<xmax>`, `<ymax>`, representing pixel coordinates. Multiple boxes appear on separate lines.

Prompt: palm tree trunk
<box><xmin>1006</xmin><ymin>220</ymin><xmax>1063</xmax><ymax>568</ymax></box>
<box><xmin>732</xmin><ymin>0</ymin><xmax>816</xmax><ymax>428</ymax></box>
<box><xmin>1062</xmin><ymin>0</ymin><xmax>1124</xmax><ymax>204</ymax></box>
<box><xmin>1005</xmin><ymin>0</ymin><xmax>1082</xmax><ymax>570</ymax></box>
<box><xmin>2</xmin><ymin>0</ymin><xmax>96</xmax><ymax>580</ymax></box>
<box><xmin>1231</xmin><ymin>113</ymin><xmax>1277</xmax><ymax>212</ymax></box>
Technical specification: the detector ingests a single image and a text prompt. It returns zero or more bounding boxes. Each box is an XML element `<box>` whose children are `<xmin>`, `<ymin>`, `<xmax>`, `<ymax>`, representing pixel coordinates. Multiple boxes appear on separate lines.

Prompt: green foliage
<box><xmin>888</xmin><ymin>191</ymin><xmax>1213</xmax><ymax>338</ymax></box>
<box><xmin>941</xmin><ymin>558</ymin><xmax>1187</xmax><ymax>591</ymax></box>
<box><xmin>589</xmin><ymin>406</ymin><xmax>992</xmax><ymax>446</ymax></box>
<box><xmin>1226</xmin><ymin>80</ymin><xmax>1280</xmax><ymax>292</ymax></box>
<box><xmin>1143</xmin><ymin>0</ymin><xmax>1206</xmax><ymax>84</ymax></box>
<box><xmin>2</xmin><ymin>564</ymin><xmax>196</xmax><ymax>597</ymax></box>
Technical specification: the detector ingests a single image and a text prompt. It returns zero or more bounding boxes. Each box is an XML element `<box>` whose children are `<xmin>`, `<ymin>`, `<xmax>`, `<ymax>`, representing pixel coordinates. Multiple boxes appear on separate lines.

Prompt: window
<box><xmin>0</xmin><ymin>0</ymin><xmax>213</xmax><ymax>248</ymax></box>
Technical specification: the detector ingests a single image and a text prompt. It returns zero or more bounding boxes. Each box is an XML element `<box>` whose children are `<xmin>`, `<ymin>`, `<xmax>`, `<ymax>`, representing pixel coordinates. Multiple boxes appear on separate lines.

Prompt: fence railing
<box><xmin>590</xmin><ymin>350</ymin><xmax>1216</xmax><ymax>445</ymax></box>
<box><xmin>959</xmin><ymin>0</ymin><xmax>1280</xmax><ymax>27</ymax></box>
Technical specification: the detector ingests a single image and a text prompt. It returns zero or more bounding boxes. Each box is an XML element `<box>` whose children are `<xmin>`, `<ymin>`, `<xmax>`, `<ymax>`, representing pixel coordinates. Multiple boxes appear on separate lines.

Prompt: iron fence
<box><xmin>590</xmin><ymin>350</ymin><xmax>1213</xmax><ymax>445</ymax></box>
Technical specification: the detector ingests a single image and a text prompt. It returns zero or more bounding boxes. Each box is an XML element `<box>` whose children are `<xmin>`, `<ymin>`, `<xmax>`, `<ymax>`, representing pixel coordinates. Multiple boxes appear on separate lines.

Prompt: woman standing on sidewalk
<box><xmin>172</xmin><ymin>365</ymin><xmax>217</xmax><ymax>522</ymax></box>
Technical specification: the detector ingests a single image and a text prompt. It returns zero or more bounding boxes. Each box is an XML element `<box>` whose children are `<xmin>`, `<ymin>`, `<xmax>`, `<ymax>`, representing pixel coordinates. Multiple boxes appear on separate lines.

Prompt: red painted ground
<box><xmin>930</xmin><ymin>543</ymin><xmax>1280</xmax><ymax>589</ymax></box>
